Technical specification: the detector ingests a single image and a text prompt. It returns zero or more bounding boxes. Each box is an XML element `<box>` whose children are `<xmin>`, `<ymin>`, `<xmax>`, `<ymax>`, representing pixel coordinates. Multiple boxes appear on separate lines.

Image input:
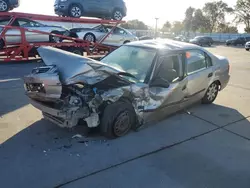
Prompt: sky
<box><xmin>15</xmin><ymin>0</ymin><xmax>241</xmax><ymax>31</ymax></box>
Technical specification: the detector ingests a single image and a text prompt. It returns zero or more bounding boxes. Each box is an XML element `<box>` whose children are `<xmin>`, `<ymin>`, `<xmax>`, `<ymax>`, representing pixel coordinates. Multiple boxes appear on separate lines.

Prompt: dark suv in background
<box><xmin>189</xmin><ymin>36</ymin><xmax>214</xmax><ymax>46</ymax></box>
<box><xmin>54</xmin><ymin>0</ymin><xmax>127</xmax><ymax>20</ymax></box>
<box><xmin>0</xmin><ymin>0</ymin><xmax>19</xmax><ymax>12</ymax></box>
<box><xmin>226</xmin><ymin>37</ymin><xmax>250</xmax><ymax>46</ymax></box>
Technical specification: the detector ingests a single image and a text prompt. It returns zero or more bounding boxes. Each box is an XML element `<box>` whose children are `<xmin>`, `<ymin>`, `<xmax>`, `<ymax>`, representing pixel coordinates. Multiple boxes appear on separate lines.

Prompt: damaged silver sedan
<box><xmin>23</xmin><ymin>40</ymin><xmax>230</xmax><ymax>138</ymax></box>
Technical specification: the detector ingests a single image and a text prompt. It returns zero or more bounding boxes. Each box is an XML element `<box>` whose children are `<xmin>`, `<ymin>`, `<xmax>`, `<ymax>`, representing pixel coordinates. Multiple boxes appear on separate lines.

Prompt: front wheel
<box><xmin>0</xmin><ymin>38</ymin><xmax>5</xmax><ymax>50</ymax></box>
<box><xmin>112</xmin><ymin>9</ymin><xmax>124</xmax><ymax>20</ymax></box>
<box><xmin>49</xmin><ymin>31</ymin><xmax>62</xmax><ymax>43</ymax></box>
<box><xmin>84</xmin><ymin>33</ymin><xmax>96</xmax><ymax>43</ymax></box>
<box><xmin>0</xmin><ymin>0</ymin><xmax>9</xmax><ymax>12</ymax></box>
<box><xmin>202</xmin><ymin>82</ymin><xmax>219</xmax><ymax>104</ymax></box>
<box><xmin>100</xmin><ymin>101</ymin><xmax>136</xmax><ymax>139</ymax></box>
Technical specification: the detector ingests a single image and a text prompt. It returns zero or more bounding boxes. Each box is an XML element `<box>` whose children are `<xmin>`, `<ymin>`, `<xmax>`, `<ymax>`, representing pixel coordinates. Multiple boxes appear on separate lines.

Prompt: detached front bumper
<box><xmin>30</xmin><ymin>99</ymin><xmax>85</xmax><ymax>128</ymax></box>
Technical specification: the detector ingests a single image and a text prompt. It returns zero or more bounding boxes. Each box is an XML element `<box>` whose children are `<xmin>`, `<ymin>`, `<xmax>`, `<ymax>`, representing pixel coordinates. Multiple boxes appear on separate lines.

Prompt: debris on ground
<box><xmin>72</xmin><ymin>134</ymin><xmax>83</xmax><ymax>139</ymax></box>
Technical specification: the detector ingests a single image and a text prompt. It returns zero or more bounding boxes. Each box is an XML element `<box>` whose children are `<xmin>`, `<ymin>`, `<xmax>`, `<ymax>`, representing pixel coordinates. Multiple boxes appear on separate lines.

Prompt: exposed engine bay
<box><xmin>24</xmin><ymin>63</ymin><xmax>134</xmax><ymax>128</ymax></box>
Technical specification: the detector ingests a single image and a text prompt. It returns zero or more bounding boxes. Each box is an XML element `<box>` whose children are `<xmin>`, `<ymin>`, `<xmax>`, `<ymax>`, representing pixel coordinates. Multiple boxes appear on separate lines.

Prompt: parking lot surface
<box><xmin>0</xmin><ymin>46</ymin><xmax>250</xmax><ymax>188</ymax></box>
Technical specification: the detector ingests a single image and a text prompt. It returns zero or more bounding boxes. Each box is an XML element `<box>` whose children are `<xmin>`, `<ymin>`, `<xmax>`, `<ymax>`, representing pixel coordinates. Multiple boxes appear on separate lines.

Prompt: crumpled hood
<box><xmin>37</xmin><ymin>46</ymin><xmax>122</xmax><ymax>85</ymax></box>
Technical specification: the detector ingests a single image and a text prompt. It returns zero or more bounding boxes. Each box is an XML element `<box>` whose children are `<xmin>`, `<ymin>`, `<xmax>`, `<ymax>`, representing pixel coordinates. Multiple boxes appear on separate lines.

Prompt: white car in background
<box><xmin>70</xmin><ymin>24</ymin><xmax>138</xmax><ymax>46</ymax></box>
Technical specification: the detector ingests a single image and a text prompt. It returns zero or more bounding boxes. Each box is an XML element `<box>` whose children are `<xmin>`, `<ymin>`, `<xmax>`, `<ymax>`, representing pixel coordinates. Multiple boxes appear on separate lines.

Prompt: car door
<box><xmin>104</xmin><ymin>27</ymin><xmax>126</xmax><ymax>46</ymax></box>
<box><xmin>94</xmin><ymin>0</ymin><xmax>111</xmax><ymax>15</ymax></box>
<box><xmin>143</xmin><ymin>53</ymin><xmax>188</xmax><ymax>123</ymax></box>
<box><xmin>16</xmin><ymin>18</ymin><xmax>48</xmax><ymax>42</ymax></box>
<box><xmin>85</xmin><ymin>0</ymin><xmax>104</xmax><ymax>16</ymax></box>
<box><xmin>183</xmin><ymin>49</ymin><xmax>214</xmax><ymax>106</ymax></box>
<box><xmin>0</xmin><ymin>17</ymin><xmax>21</xmax><ymax>44</ymax></box>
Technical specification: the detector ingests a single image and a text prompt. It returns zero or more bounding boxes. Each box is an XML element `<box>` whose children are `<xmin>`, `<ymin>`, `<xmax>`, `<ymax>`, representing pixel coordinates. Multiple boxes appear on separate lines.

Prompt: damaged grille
<box><xmin>26</xmin><ymin>83</ymin><xmax>45</xmax><ymax>93</ymax></box>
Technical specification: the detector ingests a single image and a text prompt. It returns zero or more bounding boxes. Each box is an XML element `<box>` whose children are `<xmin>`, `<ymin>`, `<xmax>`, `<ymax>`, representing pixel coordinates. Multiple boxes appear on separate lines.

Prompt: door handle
<box><xmin>182</xmin><ymin>85</ymin><xmax>187</xmax><ymax>91</ymax></box>
<box><xmin>208</xmin><ymin>73</ymin><xmax>213</xmax><ymax>78</ymax></box>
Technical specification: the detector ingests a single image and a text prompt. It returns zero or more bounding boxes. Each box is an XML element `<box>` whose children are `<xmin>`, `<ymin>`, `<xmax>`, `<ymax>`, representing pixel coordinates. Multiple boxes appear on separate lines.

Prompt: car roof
<box><xmin>125</xmin><ymin>39</ymin><xmax>203</xmax><ymax>51</ymax></box>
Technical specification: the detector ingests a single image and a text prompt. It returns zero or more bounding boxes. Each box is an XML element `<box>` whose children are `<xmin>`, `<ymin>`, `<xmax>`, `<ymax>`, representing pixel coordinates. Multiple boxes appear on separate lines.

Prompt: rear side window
<box><xmin>186</xmin><ymin>50</ymin><xmax>212</xmax><ymax>74</ymax></box>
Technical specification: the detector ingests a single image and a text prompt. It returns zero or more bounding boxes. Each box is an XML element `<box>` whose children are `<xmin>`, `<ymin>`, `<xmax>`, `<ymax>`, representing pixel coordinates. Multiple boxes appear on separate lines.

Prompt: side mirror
<box><xmin>149</xmin><ymin>77</ymin><xmax>170</xmax><ymax>88</ymax></box>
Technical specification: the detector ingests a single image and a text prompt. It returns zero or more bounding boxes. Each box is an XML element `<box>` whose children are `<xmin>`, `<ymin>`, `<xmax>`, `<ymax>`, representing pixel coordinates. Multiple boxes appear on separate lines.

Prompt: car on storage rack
<box><xmin>0</xmin><ymin>17</ymin><xmax>75</xmax><ymax>49</ymax></box>
<box><xmin>54</xmin><ymin>0</ymin><xmax>127</xmax><ymax>20</ymax></box>
<box><xmin>70</xmin><ymin>24</ymin><xmax>138</xmax><ymax>46</ymax></box>
<box><xmin>0</xmin><ymin>0</ymin><xmax>19</xmax><ymax>12</ymax></box>
<box><xmin>23</xmin><ymin>39</ymin><xmax>230</xmax><ymax>139</ymax></box>
<box><xmin>189</xmin><ymin>36</ymin><xmax>214</xmax><ymax>46</ymax></box>
<box><xmin>226</xmin><ymin>37</ymin><xmax>250</xmax><ymax>46</ymax></box>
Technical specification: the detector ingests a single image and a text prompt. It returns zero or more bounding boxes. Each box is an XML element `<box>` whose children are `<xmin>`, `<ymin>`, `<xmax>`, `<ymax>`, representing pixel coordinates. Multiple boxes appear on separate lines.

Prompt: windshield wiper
<box><xmin>117</xmin><ymin>72</ymin><xmax>138</xmax><ymax>80</ymax></box>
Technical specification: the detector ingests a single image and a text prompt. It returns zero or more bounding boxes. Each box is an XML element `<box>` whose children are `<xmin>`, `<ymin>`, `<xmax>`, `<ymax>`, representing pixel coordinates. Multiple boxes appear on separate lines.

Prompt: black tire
<box><xmin>100</xmin><ymin>101</ymin><xmax>136</xmax><ymax>139</ymax></box>
<box><xmin>70</xmin><ymin>47</ymin><xmax>83</xmax><ymax>56</ymax></box>
<box><xmin>123</xmin><ymin>40</ymin><xmax>130</xmax><ymax>44</ymax></box>
<box><xmin>69</xmin><ymin>4</ymin><xmax>82</xmax><ymax>18</ymax></box>
<box><xmin>49</xmin><ymin>31</ymin><xmax>62</xmax><ymax>43</ymax></box>
<box><xmin>0</xmin><ymin>38</ymin><xmax>5</xmax><ymax>50</ymax></box>
<box><xmin>0</xmin><ymin>0</ymin><xmax>9</xmax><ymax>12</ymax></box>
<box><xmin>202</xmin><ymin>82</ymin><xmax>219</xmax><ymax>104</ymax></box>
<box><xmin>83</xmin><ymin>33</ymin><xmax>96</xmax><ymax>43</ymax></box>
<box><xmin>112</xmin><ymin>9</ymin><xmax>124</xmax><ymax>20</ymax></box>
<box><xmin>246</xmin><ymin>49</ymin><xmax>249</xmax><ymax>51</ymax></box>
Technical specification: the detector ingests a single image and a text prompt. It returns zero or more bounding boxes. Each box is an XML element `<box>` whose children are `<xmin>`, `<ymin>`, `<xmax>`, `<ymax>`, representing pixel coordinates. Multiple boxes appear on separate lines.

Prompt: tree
<box><xmin>192</xmin><ymin>9</ymin><xmax>211</xmax><ymax>32</ymax></box>
<box><xmin>120</xmin><ymin>20</ymin><xmax>148</xmax><ymax>30</ymax></box>
<box><xmin>183</xmin><ymin>7</ymin><xmax>195</xmax><ymax>32</ymax></box>
<box><xmin>171</xmin><ymin>21</ymin><xmax>184</xmax><ymax>34</ymax></box>
<box><xmin>202</xmin><ymin>1</ymin><xmax>233</xmax><ymax>32</ymax></box>
<box><xmin>162</xmin><ymin>21</ymin><xmax>172</xmax><ymax>32</ymax></box>
<box><xmin>217</xmin><ymin>23</ymin><xmax>238</xmax><ymax>33</ymax></box>
<box><xmin>234</xmin><ymin>0</ymin><xmax>250</xmax><ymax>33</ymax></box>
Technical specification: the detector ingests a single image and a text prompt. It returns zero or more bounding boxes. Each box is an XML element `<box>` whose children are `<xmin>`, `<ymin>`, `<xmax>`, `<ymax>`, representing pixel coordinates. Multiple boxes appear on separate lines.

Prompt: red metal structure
<box><xmin>0</xmin><ymin>12</ymin><xmax>125</xmax><ymax>61</ymax></box>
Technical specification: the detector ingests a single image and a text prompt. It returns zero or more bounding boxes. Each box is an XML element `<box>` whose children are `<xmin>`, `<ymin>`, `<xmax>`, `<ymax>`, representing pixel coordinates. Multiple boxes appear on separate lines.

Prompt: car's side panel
<box><xmin>5</xmin><ymin>29</ymin><xmax>22</xmax><ymax>43</ymax></box>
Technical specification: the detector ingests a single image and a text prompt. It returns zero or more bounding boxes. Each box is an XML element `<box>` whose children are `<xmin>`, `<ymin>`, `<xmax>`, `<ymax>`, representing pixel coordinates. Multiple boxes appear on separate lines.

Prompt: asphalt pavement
<box><xmin>0</xmin><ymin>46</ymin><xmax>250</xmax><ymax>188</ymax></box>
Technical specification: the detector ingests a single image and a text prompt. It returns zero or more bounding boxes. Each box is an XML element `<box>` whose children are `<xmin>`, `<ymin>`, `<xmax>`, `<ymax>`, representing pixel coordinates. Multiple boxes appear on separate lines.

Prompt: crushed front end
<box><xmin>24</xmin><ymin>65</ymin><xmax>98</xmax><ymax>128</ymax></box>
<box><xmin>23</xmin><ymin>46</ymin><xmax>133</xmax><ymax>129</ymax></box>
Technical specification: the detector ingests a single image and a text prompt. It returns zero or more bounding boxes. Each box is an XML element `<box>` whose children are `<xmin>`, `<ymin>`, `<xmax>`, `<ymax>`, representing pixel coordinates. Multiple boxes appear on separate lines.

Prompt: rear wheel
<box><xmin>0</xmin><ymin>0</ymin><xmax>8</xmax><ymax>12</ymax></box>
<box><xmin>69</xmin><ymin>4</ymin><xmax>82</xmax><ymax>18</ymax></box>
<box><xmin>246</xmin><ymin>49</ymin><xmax>249</xmax><ymax>51</ymax></box>
<box><xmin>112</xmin><ymin>9</ymin><xmax>123</xmax><ymax>20</ymax></box>
<box><xmin>202</xmin><ymin>82</ymin><xmax>219</xmax><ymax>104</ymax></box>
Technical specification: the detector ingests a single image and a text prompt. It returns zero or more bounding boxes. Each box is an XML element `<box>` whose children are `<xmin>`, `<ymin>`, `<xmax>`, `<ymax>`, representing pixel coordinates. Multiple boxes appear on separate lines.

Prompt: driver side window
<box><xmin>156</xmin><ymin>55</ymin><xmax>182</xmax><ymax>84</ymax></box>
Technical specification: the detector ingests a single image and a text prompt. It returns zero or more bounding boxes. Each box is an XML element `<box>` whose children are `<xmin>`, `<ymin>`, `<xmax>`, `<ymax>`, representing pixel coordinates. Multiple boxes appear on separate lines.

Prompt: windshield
<box><xmin>101</xmin><ymin>46</ymin><xmax>156</xmax><ymax>82</ymax></box>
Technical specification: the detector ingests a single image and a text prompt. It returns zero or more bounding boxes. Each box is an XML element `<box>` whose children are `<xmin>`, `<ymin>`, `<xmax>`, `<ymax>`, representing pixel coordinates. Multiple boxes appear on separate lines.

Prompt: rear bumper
<box><xmin>220</xmin><ymin>74</ymin><xmax>230</xmax><ymax>91</ymax></box>
<box><xmin>54</xmin><ymin>3</ymin><xmax>69</xmax><ymax>16</ymax></box>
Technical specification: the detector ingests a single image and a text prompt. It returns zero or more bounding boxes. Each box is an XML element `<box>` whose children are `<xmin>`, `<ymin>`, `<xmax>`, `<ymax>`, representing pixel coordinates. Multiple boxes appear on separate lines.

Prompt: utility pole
<box><xmin>155</xmin><ymin>18</ymin><xmax>159</xmax><ymax>39</ymax></box>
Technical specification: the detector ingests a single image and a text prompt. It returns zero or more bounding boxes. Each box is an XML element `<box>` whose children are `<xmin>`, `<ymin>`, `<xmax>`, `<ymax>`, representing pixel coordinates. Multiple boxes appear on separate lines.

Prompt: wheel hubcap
<box><xmin>0</xmin><ymin>1</ymin><xmax>7</xmax><ymax>11</ymax></box>
<box><xmin>52</xmin><ymin>35</ymin><xmax>60</xmax><ymax>43</ymax></box>
<box><xmin>114</xmin><ymin>11</ymin><xmax>122</xmax><ymax>20</ymax></box>
<box><xmin>207</xmin><ymin>84</ymin><xmax>218</xmax><ymax>101</ymax></box>
<box><xmin>85</xmin><ymin>35</ymin><xmax>94</xmax><ymax>42</ymax></box>
<box><xmin>71</xmin><ymin>7</ymin><xmax>81</xmax><ymax>17</ymax></box>
<box><xmin>113</xmin><ymin>111</ymin><xmax>130</xmax><ymax>137</ymax></box>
